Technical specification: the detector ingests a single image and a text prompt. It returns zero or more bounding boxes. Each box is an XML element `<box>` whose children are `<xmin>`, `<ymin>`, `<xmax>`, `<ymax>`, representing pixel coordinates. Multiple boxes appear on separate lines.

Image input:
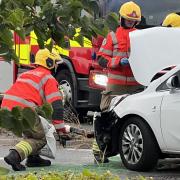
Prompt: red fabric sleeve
<box><xmin>97</xmin><ymin>32</ymin><xmax>113</xmax><ymax>62</ymax></box>
<box><xmin>44</xmin><ymin>78</ymin><xmax>62</xmax><ymax>103</ymax></box>
<box><xmin>52</xmin><ymin>120</ymin><xmax>66</xmax><ymax>133</ymax></box>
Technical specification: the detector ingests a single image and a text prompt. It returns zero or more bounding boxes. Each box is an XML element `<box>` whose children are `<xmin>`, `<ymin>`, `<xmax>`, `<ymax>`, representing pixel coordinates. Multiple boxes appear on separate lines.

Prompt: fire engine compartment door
<box><xmin>0</xmin><ymin>61</ymin><xmax>14</xmax><ymax>93</ymax></box>
<box><xmin>15</xmin><ymin>34</ymin><xmax>30</xmax><ymax>65</ymax></box>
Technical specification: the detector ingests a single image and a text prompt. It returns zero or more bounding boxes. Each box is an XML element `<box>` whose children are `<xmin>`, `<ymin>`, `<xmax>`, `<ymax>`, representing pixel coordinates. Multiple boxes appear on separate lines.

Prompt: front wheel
<box><xmin>119</xmin><ymin>116</ymin><xmax>159</xmax><ymax>171</ymax></box>
<box><xmin>56</xmin><ymin>69</ymin><xmax>74</xmax><ymax>105</ymax></box>
<box><xmin>56</xmin><ymin>70</ymin><xmax>79</xmax><ymax>123</ymax></box>
<box><xmin>55</xmin><ymin>69</ymin><xmax>87</xmax><ymax>123</ymax></box>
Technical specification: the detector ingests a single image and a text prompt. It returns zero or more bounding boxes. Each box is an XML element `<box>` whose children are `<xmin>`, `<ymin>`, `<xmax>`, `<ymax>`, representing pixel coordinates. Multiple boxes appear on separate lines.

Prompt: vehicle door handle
<box><xmin>152</xmin><ymin>106</ymin><xmax>156</xmax><ymax>112</ymax></box>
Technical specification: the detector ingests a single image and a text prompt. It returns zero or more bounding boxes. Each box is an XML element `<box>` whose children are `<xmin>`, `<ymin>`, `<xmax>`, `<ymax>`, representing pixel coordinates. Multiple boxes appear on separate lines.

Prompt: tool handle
<box><xmin>70</xmin><ymin>127</ymin><xmax>86</xmax><ymax>135</ymax></box>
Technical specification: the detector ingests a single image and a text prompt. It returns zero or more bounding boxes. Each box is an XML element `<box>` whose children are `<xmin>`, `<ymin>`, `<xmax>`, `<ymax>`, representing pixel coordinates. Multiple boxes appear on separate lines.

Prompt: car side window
<box><xmin>156</xmin><ymin>70</ymin><xmax>180</xmax><ymax>91</ymax></box>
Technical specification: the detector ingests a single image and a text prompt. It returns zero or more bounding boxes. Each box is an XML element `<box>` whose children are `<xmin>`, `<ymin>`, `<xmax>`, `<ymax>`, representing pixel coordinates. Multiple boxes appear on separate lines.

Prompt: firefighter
<box><xmin>162</xmin><ymin>12</ymin><xmax>180</xmax><ymax>27</ymax></box>
<box><xmin>1</xmin><ymin>48</ymin><xmax>70</xmax><ymax>171</ymax></box>
<box><xmin>92</xmin><ymin>1</ymin><xmax>143</xmax><ymax>163</ymax></box>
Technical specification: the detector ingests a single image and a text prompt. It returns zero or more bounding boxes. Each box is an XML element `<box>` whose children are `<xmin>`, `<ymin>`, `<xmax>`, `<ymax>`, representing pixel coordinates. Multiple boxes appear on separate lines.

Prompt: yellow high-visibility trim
<box><xmin>83</xmin><ymin>37</ymin><xmax>92</xmax><ymax>47</ymax></box>
<box><xmin>30</xmin><ymin>31</ymin><xmax>38</xmax><ymax>46</ymax></box>
<box><xmin>92</xmin><ymin>139</ymin><xmax>100</xmax><ymax>152</ymax></box>
<box><xmin>20</xmin><ymin>141</ymin><xmax>32</xmax><ymax>154</ymax></box>
<box><xmin>15</xmin><ymin>44</ymin><xmax>30</xmax><ymax>64</ymax></box>
<box><xmin>16</xmin><ymin>141</ymin><xmax>31</xmax><ymax>155</ymax></box>
<box><xmin>15</xmin><ymin>141</ymin><xmax>32</xmax><ymax>157</ymax></box>
<box><xmin>16</xmin><ymin>144</ymin><xmax>28</xmax><ymax>157</ymax></box>
<box><xmin>29</xmin><ymin>28</ymin><xmax>92</xmax><ymax>58</ymax></box>
<box><xmin>54</xmin><ymin>45</ymin><xmax>69</xmax><ymax>56</ymax></box>
<box><xmin>72</xmin><ymin>28</ymin><xmax>92</xmax><ymax>47</ymax></box>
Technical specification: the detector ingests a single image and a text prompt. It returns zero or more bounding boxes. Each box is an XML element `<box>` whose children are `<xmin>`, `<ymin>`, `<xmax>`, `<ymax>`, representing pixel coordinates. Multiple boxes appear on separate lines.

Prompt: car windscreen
<box><xmin>100</xmin><ymin>0</ymin><xmax>180</xmax><ymax>27</ymax></box>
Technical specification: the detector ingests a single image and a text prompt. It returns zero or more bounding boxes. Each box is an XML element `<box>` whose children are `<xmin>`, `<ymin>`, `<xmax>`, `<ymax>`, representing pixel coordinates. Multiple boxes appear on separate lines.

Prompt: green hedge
<box><xmin>1</xmin><ymin>170</ymin><xmax>118</xmax><ymax>180</ymax></box>
<box><xmin>0</xmin><ymin>169</ymin><xmax>152</xmax><ymax>180</ymax></box>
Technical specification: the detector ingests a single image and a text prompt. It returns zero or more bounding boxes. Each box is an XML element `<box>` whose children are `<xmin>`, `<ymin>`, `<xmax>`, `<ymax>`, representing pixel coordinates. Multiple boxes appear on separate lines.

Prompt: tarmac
<box><xmin>2</xmin><ymin>132</ymin><xmax>180</xmax><ymax>179</ymax></box>
<box><xmin>0</xmin><ymin>131</ymin><xmax>93</xmax><ymax>149</ymax></box>
<box><xmin>0</xmin><ymin>122</ymin><xmax>94</xmax><ymax>148</ymax></box>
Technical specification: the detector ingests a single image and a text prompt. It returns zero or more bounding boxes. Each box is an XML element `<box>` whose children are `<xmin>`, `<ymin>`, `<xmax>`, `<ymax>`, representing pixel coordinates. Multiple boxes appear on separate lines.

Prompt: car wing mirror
<box><xmin>166</xmin><ymin>75</ymin><xmax>180</xmax><ymax>89</ymax></box>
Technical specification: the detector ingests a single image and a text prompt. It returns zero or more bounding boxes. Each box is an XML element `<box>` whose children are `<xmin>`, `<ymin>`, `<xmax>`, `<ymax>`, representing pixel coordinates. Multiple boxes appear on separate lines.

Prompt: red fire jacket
<box><xmin>1</xmin><ymin>66</ymin><xmax>66</xmax><ymax>133</ymax></box>
<box><xmin>97</xmin><ymin>26</ymin><xmax>138</xmax><ymax>86</ymax></box>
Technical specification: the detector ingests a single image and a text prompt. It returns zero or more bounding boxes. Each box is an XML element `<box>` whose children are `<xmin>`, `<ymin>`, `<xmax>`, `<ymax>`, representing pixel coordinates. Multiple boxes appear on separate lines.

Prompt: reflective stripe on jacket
<box><xmin>97</xmin><ymin>27</ymin><xmax>139</xmax><ymax>86</ymax></box>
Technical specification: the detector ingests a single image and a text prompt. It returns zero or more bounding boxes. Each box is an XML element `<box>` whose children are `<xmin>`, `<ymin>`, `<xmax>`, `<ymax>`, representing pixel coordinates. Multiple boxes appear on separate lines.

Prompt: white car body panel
<box><xmin>113</xmin><ymin>65</ymin><xmax>180</xmax><ymax>153</ymax></box>
<box><xmin>113</xmin><ymin>89</ymin><xmax>166</xmax><ymax>150</ymax></box>
<box><xmin>129</xmin><ymin>27</ymin><xmax>180</xmax><ymax>86</ymax></box>
<box><xmin>161</xmin><ymin>90</ymin><xmax>180</xmax><ymax>152</ymax></box>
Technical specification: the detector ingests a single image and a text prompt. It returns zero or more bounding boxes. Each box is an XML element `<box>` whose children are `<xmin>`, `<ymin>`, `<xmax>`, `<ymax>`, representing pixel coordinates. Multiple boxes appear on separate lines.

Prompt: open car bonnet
<box><xmin>129</xmin><ymin>27</ymin><xmax>180</xmax><ymax>86</ymax></box>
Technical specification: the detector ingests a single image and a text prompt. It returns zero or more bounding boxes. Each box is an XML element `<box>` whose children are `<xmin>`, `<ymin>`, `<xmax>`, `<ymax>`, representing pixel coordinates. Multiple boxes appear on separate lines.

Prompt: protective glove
<box><xmin>64</xmin><ymin>125</ymin><xmax>71</xmax><ymax>133</ymax></box>
<box><xmin>57</xmin><ymin>125</ymin><xmax>71</xmax><ymax>147</ymax></box>
<box><xmin>58</xmin><ymin>133</ymin><xmax>72</xmax><ymax>147</ymax></box>
<box><xmin>120</xmin><ymin>57</ymin><xmax>129</xmax><ymax>66</ymax></box>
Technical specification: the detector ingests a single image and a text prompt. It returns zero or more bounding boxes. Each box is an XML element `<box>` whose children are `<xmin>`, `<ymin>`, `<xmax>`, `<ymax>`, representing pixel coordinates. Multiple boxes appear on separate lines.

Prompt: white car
<box><xmin>94</xmin><ymin>27</ymin><xmax>180</xmax><ymax>171</ymax></box>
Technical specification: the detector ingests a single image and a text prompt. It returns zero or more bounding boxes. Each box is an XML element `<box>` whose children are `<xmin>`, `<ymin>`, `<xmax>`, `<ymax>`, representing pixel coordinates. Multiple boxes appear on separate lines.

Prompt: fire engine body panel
<box><xmin>0</xmin><ymin>31</ymin><xmax>105</xmax><ymax>114</ymax></box>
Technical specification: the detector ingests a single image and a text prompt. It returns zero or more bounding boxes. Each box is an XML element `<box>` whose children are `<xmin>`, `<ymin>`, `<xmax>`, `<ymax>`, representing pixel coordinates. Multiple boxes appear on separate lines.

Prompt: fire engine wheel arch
<box><xmin>55</xmin><ymin>69</ymin><xmax>89</xmax><ymax>122</ymax></box>
<box><xmin>118</xmin><ymin>116</ymin><xmax>159</xmax><ymax>171</ymax></box>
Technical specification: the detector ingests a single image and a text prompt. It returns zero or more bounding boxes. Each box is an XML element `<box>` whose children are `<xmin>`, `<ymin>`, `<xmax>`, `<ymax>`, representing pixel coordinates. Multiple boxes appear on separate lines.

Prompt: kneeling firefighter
<box><xmin>1</xmin><ymin>49</ymin><xmax>71</xmax><ymax>171</ymax></box>
<box><xmin>92</xmin><ymin>1</ymin><xmax>143</xmax><ymax>163</ymax></box>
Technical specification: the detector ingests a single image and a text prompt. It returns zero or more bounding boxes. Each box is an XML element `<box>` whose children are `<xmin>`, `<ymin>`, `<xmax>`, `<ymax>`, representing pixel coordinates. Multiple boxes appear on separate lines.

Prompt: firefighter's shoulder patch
<box><xmin>102</xmin><ymin>38</ymin><xmax>107</xmax><ymax>46</ymax></box>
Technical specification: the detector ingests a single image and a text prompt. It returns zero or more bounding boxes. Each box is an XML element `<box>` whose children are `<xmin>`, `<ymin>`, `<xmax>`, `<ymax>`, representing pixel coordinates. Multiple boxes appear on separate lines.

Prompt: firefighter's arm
<box><xmin>44</xmin><ymin>78</ymin><xmax>85</xmax><ymax>135</ymax></box>
<box><xmin>97</xmin><ymin>32</ymin><xmax>123</xmax><ymax>69</ymax></box>
<box><xmin>43</xmin><ymin>78</ymin><xmax>69</xmax><ymax>133</ymax></box>
<box><xmin>97</xmin><ymin>33</ymin><xmax>113</xmax><ymax>68</ymax></box>
<box><xmin>51</xmin><ymin>100</ymin><xmax>69</xmax><ymax>133</ymax></box>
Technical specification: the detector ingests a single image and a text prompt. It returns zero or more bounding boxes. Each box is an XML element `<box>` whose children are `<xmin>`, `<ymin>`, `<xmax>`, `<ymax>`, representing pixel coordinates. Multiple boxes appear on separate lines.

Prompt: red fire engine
<box><xmin>0</xmin><ymin>31</ymin><xmax>107</xmax><ymax>120</ymax></box>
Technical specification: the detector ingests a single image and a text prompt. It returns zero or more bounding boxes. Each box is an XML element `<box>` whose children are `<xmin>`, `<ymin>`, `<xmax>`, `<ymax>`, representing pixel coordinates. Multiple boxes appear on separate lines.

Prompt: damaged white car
<box><xmin>94</xmin><ymin>27</ymin><xmax>180</xmax><ymax>172</ymax></box>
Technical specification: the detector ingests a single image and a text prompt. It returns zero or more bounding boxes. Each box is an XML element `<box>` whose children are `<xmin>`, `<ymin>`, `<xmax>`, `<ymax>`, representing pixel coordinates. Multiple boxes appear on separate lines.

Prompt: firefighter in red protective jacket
<box><xmin>92</xmin><ymin>1</ymin><xmax>143</xmax><ymax>163</ymax></box>
<box><xmin>1</xmin><ymin>49</ymin><xmax>70</xmax><ymax>171</ymax></box>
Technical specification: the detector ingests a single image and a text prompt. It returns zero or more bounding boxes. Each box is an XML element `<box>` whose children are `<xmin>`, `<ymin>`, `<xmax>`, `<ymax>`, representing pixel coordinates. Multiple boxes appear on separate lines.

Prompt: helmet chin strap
<box><xmin>119</xmin><ymin>17</ymin><xmax>138</xmax><ymax>29</ymax></box>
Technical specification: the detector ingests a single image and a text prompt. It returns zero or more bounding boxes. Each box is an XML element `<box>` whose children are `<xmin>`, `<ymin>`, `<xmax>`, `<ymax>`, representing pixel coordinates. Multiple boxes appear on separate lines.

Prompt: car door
<box><xmin>160</xmin><ymin>70</ymin><xmax>180</xmax><ymax>151</ymax></box>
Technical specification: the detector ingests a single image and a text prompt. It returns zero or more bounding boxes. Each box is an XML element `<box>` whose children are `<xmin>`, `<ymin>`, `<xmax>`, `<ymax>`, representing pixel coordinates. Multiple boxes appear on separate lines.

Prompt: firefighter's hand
<box><xmin>120</xmin><ymin>57</ymin><xmax>129</xmax><ymax>66</ymax></box>
<box><xmin>58</xmin><ymin>132</ymin><xmax>72</xmax><ymax>147</ymax></box>
<box><xmin>64</xmin><ymin>125</ymin><xmax>71</xmax><ymax>133</ymax></box>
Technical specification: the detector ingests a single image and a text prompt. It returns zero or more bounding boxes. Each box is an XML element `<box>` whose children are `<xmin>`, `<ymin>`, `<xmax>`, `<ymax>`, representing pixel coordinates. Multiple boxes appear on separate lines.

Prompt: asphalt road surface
<box><xmin>1</xmin><ymin>145</ymin><xmax>180</xmax><ymax>179</ymax></box>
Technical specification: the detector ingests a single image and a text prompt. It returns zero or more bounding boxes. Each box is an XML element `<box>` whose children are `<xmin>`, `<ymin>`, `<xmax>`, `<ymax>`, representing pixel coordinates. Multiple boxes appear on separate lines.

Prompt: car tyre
<box><xmin>119</xmin><ymin>116</ymin><xmax>159</xmax><ymax>171</ymax></box>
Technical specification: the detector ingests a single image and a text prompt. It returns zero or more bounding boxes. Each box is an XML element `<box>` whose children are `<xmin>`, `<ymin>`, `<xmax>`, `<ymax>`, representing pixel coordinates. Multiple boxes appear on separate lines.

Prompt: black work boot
<box><xmin>94</xmin><ymin>153</ymin><xmax>109</xmax><ymax>164</ymax></box>
<box><xmin>26</xmin><ymin>154</ymin><xmax>51</xmax><ymax>167</ymax></box>
<box><xmin>4</xmin><ymin>149</ymin><xmax>26</xmax><ymax>171</ymax></box>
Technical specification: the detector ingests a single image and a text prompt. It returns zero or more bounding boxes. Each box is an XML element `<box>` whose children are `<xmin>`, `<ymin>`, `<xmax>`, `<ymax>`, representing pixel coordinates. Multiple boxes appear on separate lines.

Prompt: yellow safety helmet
<box><xmin>119</xmin><ymin>1</ymin><xmax>141</xmax><ymax>22</ymax></box>
<box><xmin>35</xmin><ymin>48</ymin><xmax>61</xmax><ymax>69</ymax></box>
<box><xmin>162</xmin><ymin>13</ymin><xmax>180</xmax><ymax>27</ymax></box>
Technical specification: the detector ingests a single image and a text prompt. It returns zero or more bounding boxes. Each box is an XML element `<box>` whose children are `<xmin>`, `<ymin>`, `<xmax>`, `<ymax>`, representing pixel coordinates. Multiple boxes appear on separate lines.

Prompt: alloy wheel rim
<box><xmin>122</xmin><ymin>123</ymin><xmax>143</xmax><ymax>164</ymax></box>
<box><xmin>59</xmin><ymin>80</ymin><xmax>72</xmax><ymax>103</ymax></box>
